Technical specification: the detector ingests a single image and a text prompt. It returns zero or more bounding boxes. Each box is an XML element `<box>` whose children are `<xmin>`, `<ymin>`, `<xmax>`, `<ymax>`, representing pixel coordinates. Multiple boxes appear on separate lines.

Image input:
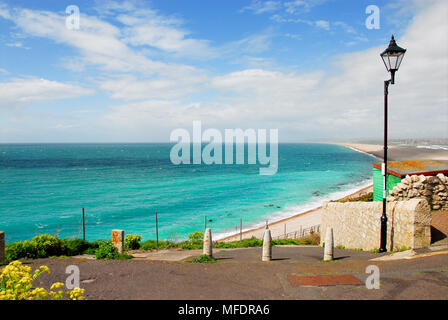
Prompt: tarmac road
<box><xmin>23</xmin><ymin>246</ymin><xmax>448</xmax><ymax>300</ymax></box>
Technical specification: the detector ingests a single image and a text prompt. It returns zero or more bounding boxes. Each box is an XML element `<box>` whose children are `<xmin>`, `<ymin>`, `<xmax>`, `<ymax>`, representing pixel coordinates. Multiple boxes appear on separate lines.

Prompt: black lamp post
<box><xmin>379</xmin><ymin>35</ymin><xmax>406</xmax><ymax>253</ymax></box>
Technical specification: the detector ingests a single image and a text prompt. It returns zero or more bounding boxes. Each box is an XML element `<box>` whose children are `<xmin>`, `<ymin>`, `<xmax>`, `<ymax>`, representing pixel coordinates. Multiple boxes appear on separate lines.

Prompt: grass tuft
<box><xmin>188</xmin><ymin>255</ymin><xmax>218</xmax><ymax>263</ymax></box>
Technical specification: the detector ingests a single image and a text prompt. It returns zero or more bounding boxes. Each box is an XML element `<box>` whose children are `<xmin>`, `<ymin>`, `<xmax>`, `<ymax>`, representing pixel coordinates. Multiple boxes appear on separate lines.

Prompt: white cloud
<box><xmin>93</xmin><ymin>0</ymin><xmax>137</xmax><ymax>15</ymax></box>
<box><xmin>315</xmin><ymin>20</ymin><xmax>330</xmax><ymax>30</ymax></box>
<box><xmin>1</xmin><ymin>4</ymin><xmax>205</xmax><ymax>76</ymax></box>
<box><xmin>383</xmin><ymin>0</ymin><xmax>429</xmax><ymax>30</ymax></box>
<box><xmin>0</xmin><ymin>0</ymin><xmax>446</xmax><ymax>142</ymax></box>
<box><xmin>240</xmin><ymin>1</ymin><xmax>282</xmax><ymax>14</ymax></box>
<box><xmin>228</xmin><ymin>56</ymin><xmax>277</xmax><ymax>69</ymax></box>
<box><xmin>211</xmin><ymin>69</ymin><xmax>321</xmax><ymax>95</ymax></box>
<box><xmin>240</xmin><ymin>0</ymin><xmax>326</xmax><ymax>15</ymax></box>
<box><xmin>284</xmin><ymin>33</ymin><xmax>301</xmax><ymax>40</ymax></box>
<box><xmin>0</xmin><ymin>2</ymin><xmax>275</xmax><ymax>105</ymax></box>
<box><xmin>5</xmin><ymin>41</ymin><xmax>30</xmax><ymax>49</ymax></box>
<box><xmin>0</xmin><ymin>77</ymin><xmax>94</xmax><ymax>105</ymax></box>
<box><xmin>97</xmin><ymin>72</ymin><xmax>208</xmax><ymax>101</ymax></box>
<box><xmin>284</xmin><ymin>0</ymin><xmax>327</xmax><ymax>14</ymax></box>
<box><xmin>271</xmin><ymin>15</ymin><xmax>331</xmax><ymax>31</ymax></box>
<box><xmin>102</xmin><ymin>0</ymin><xmax>448</xmax><ymax>141</ymax></box>
<box><xmin>116</xmin><ymin>8</ymin><xmax>217</xmax><ymax>58</ymax></box>
<box><xmin>52</xmin><ymin>123</ymin><xmax>80</xmax><ymax>129</ymax></box>
<box><xmin>223</xmin><ymin>32</ymin><xmax>274</xmax><ymax>55</ymax></box>
<box><xmin>0</xmin><ymin>2</ymin><xmax>10</xmax><ymax>19</ymax></box>
<box><xmin>333</xmin><ymin>21</ymin><xmax>356</xmax><ymax>34</ymax></box>
<box><xmin>0</xmin><ymin>1</ymin><xmax>221</xmax><ymax>110</ymax></box>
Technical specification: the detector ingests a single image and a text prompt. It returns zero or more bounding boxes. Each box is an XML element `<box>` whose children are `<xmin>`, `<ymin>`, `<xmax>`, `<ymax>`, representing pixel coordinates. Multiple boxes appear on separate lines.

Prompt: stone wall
<box><xmin>387</xmin><ymin>174</ymin><xmax>448</xmax><ymax>211</ymax></box>
<box><xmin>321</xmin><ymin>199</ymin><xmax>431</xmax><ymax>251</ymax></box>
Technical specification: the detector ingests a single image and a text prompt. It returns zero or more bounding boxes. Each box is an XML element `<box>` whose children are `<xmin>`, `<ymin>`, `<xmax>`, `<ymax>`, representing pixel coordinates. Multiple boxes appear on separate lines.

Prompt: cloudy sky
<box><xmin>0</xmin><ymin>0</ymin><xmax>446</xmax><ymax>143</ymax></box>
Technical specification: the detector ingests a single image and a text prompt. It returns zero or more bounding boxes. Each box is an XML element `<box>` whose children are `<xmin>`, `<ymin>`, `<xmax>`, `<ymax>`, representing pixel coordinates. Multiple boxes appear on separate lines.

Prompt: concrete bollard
<box><xmin>324</xmin><ymin>227</ymin><xmax>334</xmax><ymax>261</ymax></box>
<box><xmin>203</xmin><ymin>228</ymin><xmax>213</xmax><ymax>257</ymax></box>
<box><xmin>111</xmin><ymin>229</ymin><xmax>125</xmax><ymax>254</ymax></box>
<box><xmin>262</xmin><ymin>226</ymin><xmax>272</xmax><ymax>261</ymax></box>
<box><xmin>0</xmin><ymin>231</ymin><xmax>5</xmax><ymax>262</ymax></box>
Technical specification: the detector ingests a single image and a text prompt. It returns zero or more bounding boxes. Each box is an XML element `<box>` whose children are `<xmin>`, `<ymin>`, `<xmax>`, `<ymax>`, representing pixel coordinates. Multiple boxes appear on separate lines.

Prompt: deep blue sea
<box><xmin>0</xmin><ymin>143</ymin><xmax>377</xmax><ymax>243</ymax></box>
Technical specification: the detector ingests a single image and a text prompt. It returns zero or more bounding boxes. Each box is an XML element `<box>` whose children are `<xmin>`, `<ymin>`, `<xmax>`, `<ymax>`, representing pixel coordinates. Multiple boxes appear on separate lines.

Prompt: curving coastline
<box><xmin>217</xmin><ymin>142</ymin><xmax>448</xmax><ymax>242</ymax></box>
<box><xmin>217</xmin><ymin>183</ymin><xmax>373</xmax><ymax>241</ymax></box>
<box><xmin>338</xmin><ymin>142</ymin><xmax>448</xmax><ymax>161</ymax></box>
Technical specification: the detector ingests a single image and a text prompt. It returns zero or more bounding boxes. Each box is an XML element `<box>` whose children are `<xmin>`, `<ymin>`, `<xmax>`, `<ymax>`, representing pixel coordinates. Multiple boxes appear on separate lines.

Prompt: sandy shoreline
<box><xmin>218</xmin><ymin>142</ymin><xmax>448</xmax><ymax>242</ymax></box>
<box><xmin>218</xmin><ymin>183</ymin><xmax>373</xmax><ymax>241</ymax></box>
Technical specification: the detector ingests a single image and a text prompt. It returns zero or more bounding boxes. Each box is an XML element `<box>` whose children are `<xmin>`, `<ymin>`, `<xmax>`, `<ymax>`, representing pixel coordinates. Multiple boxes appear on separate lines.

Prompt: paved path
<box><xmin>25</xmin><ymin>246</ymin><xmax>448</xmax><ymax>300</ymax></box>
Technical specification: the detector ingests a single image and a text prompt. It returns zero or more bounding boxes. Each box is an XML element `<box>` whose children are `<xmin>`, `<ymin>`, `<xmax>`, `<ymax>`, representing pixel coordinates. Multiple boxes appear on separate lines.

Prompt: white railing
<box><xmin>272</xmin><ymin>224</ymin><xmax>320</xmax><ymax>240</ymax></box>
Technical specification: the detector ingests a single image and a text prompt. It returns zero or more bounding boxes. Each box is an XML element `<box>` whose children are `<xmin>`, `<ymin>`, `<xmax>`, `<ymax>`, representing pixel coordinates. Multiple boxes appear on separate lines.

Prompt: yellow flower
<box><xmin>0</xmin><ymin>261</ymin><xmax>85</xmax><ymax>300</ymax></box>
<box><xmin>68</xmin><ymin>288</ymin><xmax>85</xmax><ymax>300</ymax></box>
<box><xmin>39</xmin><ymin>266</ymin><xmax>50</xmax><ymax>274</ymax></box>
<box><xmin>50</xmin><ymin>282</ymin><xmax>64</xmax><ymax>290</ymax></box>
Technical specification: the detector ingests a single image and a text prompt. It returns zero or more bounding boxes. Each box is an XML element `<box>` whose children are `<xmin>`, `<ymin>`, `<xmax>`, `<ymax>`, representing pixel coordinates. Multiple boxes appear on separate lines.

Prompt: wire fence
<box><xmin>271</xmin><ymin>224</ymin><xmax>321</xmax><ymax>240</ymax></box>
<box><xmin>40</xmin><ymin>208</ymin><xmax>319</xmax><ymax>243</ymax></box>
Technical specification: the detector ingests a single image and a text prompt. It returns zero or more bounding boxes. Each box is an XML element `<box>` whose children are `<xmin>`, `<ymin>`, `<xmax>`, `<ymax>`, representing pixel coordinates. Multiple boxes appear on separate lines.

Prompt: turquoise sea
<box><xmin>0</xmin><ymin>143</ymin><xmax>377</xmax><ymax>243</ymax></box>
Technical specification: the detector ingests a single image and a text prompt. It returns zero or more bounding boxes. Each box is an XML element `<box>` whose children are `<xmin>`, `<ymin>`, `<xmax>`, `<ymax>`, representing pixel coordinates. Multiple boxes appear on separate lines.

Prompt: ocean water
<box><xmin>0</xmin><ymin>143</ymin><xmax>377</xmax><ymax>243</ymax></box>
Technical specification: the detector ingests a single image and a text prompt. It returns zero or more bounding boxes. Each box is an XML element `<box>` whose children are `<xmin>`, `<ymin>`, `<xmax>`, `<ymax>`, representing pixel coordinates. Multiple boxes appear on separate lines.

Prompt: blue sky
<box><xmin>0</xmin><ymin>0</ymin><xmax>446</xmax><ymax>142</ymax></box>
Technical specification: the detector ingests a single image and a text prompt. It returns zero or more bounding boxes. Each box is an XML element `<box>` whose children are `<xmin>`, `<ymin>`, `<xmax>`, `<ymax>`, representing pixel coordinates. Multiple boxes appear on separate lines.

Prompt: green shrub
<box><xmin>31</xmin><ymin>234</ymin><xmax>63</xmax><ymax>258</ymax></box>
<box><xmin>179</xmin><ymin>241</ymin><xmax>202</xmax><ymax>250</ymax></box>
<box><xmin>138</xmin><ymin>233</ymin><xmax>319</xmax><ymax>252</ymax></box>
<box><xmin>4</xmin><ymin>235</ymin><xmax>118</xmax><ymax>261</ymax></box>
<box><xmin>214</xmin><ymin>234</ymin><xmax>320</xmax><ymax>248</ymax></box>
<box><xmin>5</xmin><ymin>234</ymin><xmax>65</xmax><ymax>260</ymax></box>
<box><xmin>214</xmin><ymin>237</ymin><xmax>263</xmax><ymax>248</ymax></box>
<box><xmin>272</xmin><ymin>239</ymin><xmax>306</xmax><ymax>246</ymax></box>
<box><xmin>61</xmin><ymin>238</ymin><xmax>89</xmax><ymax>256</ymax></box>
<box><xmin>124</xmin><ymin>234</ymin><xmax>142</xmax><ymax>250</ymax></box>
<box><xmin>188</xmin><ymin>231</ymin><xmax>204</xmax><ymax>245</ymax></box>
<box><xmin>83</xmin><ymin>240</ymin><xmax>100</xmax><ymax>255</ymax></box>
<box><xmin>83</xmin><ymin>248</ymin><xmax>96</xmax><ymax>255</ymax></box>
<box><xmin>296</xmin><ymin>234</ymin><xmax>320</xmax><ymax>245</ymax></box>
<box><xmin>140</xmin><ymin>240</ymin><xmax>158</xmax><ymax>250</ymax></box>
<box><xmin>140</xmin><ymin>238</ymin><xmax>204</xmax><ymax>251</ymax></box>
<box><xmin>140</xmin><ymin>240</ymin><xmax>177</xmax><ymax>250</ymax></box>
<box><xmin>116</xmin><ymin>253</ymin><xmax>133</xmax><ymax>260</ymax></box>
<box><xmin>94</xmin><ymin>240</ymin><xmax>119</xmax><ymax>260</ymax></box>
<box><xmin>5</xmin><ymin>241</ymin><xmax>32</xmax><ymax>261</ymax></box>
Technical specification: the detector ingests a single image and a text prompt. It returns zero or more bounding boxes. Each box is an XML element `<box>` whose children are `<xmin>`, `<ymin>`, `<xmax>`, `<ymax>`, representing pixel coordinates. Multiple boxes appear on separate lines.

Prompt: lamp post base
<box><xmin>379</xmin><ymin>212</ymin><xmax>388</xmax><ymax>253</ymax></box>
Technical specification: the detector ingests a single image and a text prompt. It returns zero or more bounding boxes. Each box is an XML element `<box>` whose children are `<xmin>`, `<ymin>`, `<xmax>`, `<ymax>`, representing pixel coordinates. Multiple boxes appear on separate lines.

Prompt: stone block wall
<box><xmin>321</xmin><ymin>199</ymin><xmax>431</xmax><ymax>251</ymax></box>
<box><xmin>387</xmin><ymin>174</ymin><xmax>448</xmax><ymax>211</ymax></box>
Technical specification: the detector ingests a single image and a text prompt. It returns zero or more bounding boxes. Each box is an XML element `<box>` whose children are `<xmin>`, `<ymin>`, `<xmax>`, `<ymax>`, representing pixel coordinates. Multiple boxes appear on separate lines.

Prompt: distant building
<box><xmin>372</xmin><ymin>160</ymin><xmax>448</xmax><ymax>201</ymax></box>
